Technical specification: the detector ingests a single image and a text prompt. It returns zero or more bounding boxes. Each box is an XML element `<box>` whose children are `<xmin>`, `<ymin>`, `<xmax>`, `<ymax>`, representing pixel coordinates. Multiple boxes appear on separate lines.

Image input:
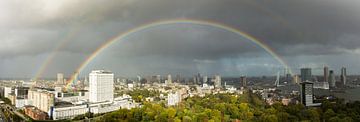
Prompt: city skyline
<box><xmin>1</xmin><ymin>0</ymin><xmax>360</xmax><ymax>78</ymax></box>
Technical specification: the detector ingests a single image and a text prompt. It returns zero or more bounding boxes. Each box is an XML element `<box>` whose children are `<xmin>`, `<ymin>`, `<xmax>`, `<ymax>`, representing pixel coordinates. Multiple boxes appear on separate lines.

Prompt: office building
<box><xmin>214</xmin><ymin>75</ymin><xmax>222</xmax><ymax>88</ymax></box>
<box><xmin>293</xmin><ymin>75</ymin><xmax>301</xmax><ymax>84</ymax></box>
<box><xmin>57</xmin><ymin>73</ymin><xmax>64</xmax><ymax>85</ymax></box>
<box><xmin>329</xmin><ymin>70</ymin><xmax>336</xmax><ymax>88</ymax></box>
<box><xmin>341</xmin><ymin>67</ymin><xmax>347</xmax><ymax>86</ymax></box>
<box><xmin>15</xmin><ymin>87</ymin><xmax>29</xmax><ymax>99</ymax></box>
<box><xmin>89</xmin><ymin>70</ymin><xmax>114</xmax><ymax>103</ymax></box>
<box><xmin>203</xmin><ymin>76</ymin><xmax>208</xmax><ymax>85</ymax></box>
<box><xmin>28</xmin><ymin>90</ymin><xmax>55</xmax><ymax>112</ymax></box>
<box><xmin>301</xmin><ymin>68</ymin><xmax>312</xmax><ymax>82</ymax></box>
<box><xmin>300</xmin><ymin>82</ymin><xmax>314</xmax><ymax>106</ymax></box>
<box><xmin>324</xmin><ymin>66</ymin><xmax>329</xmax><ymax>82</ymax></box>
<box><xmin>240</xmin><ymin>76</ymin><xmax>247</xmax><ymax>87</ymax></box>
<box><xmin>166</xmin><ymin>74</ymin><xmax>172</xmax><ymax>84</ymax></box>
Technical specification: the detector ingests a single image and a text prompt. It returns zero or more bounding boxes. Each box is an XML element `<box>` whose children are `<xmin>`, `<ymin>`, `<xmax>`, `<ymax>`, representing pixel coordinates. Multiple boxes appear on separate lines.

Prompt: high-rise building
<box><xmin>240</xmin><ymin>76</ymin><xmax>247</xmax><ymax>87</ymax></box>
<box><xmin>324</xmin><ymin>66</ymin><xmax>329</xmax><ymax>82</ymax></box>
<box><xmin>28</xmin><ymin>90</ymin><xmax>55</xmax><ymax>112</ymax></box>
<box><xmin>300</xmin><ymin>81</ymin><xmax>314</xmax><ymax>106</ymax></box>
<box><xmin>293</xmin><ymin>75</ymin><xmax>300</xmax><ymax>84</ymax></box>
<box><xmin>156</xmin><ymin>75</ymin><xmax>161</xmax><ymax>83</ymax></box>
<box><xmin>214</xmin><ymin>75</ymin><xmax>222</xmax><ymax>88</ymax></box>
<box><xmin>175</xmin><ymin>74</ymin><xmax>181</xmax><ymax>83</ymax></box>
<box><xmin>202</xmin><ymin>76</ymin><xmax>208</xmax><ymax>85</ymax></box>
<box><xmin>197</xmin><ymin>73</ymin><xmax>202</xmax><ymax>85</ymax></box>
<box><xmin>301</xmin><ymin>68</ymin><xmax>312</xmax><ymax>82</ymax></box>
<box><xmin>329</xmin><ymin>70</ymin><xmax>336</xmax><ymax>88</ymax></box>
<box><xmin>57</xmin><ymin>73</ymin><xmax>64</xmax><ymax>85</ymax></box>
<box><xmin>89</xmin><ymin>70</ymin><xmax>114</xmax><ymax>103</ymax></box>
<box><xmin>166</xmin><ymin>74</ymin><xmax>172</xmax><ymax>84</ymax></box>
<box><xmin>341</xmin><ymin>67</ymin><xmax>347</xmax><ymax>86</ymax></box>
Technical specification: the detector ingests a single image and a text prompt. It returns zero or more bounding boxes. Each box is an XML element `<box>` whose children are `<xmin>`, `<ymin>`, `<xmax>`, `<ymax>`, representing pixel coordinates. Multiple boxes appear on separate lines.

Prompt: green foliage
<box><xmin>98</xmin><ymin>92</ymin><xmax>360</xmax><ymax>122</ymax></box>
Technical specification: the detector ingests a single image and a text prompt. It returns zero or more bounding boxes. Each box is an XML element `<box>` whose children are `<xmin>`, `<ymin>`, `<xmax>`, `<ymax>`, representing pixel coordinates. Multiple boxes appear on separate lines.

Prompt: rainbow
<box><xmin>65</xmin><ymin>18</ymin><xmax>293</xmax><ymax>90</ymax></box>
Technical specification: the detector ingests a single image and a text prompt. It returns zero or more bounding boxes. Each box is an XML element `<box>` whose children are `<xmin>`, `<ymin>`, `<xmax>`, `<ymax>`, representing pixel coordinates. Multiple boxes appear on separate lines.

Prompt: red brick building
<box><xmin>24</xmin><ymin>106</ymin><xmax>48</xmax><ymax>120</ymax></box>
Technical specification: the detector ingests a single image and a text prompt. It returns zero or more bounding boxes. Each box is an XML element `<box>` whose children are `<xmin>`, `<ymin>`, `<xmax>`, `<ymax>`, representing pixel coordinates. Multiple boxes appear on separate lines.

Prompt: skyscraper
<box><xmin>329</xmin><ymin>70</ymin><xmax>336</xmax><ymax>88</ymax></box>
<box><xmin>203</xmin><ymin>76</ymin><xmax>208</xmax><ymax>85</ymax></box>
<box><xmin>166</xmin><ymin>74</ymin><xmax>172</xmax><ymax>84</ymax></box>
<box><xmin>89</xmin><ymin>70</ymin><xmax>114</xmax><ymax>103</ymax></box>
<box><xmin>341</xmin><ymin>67</ymin><xmax>347</xmax><ymax>86</ymax></box>
<box><xmin>214</xmin><ymin>75</ymin><xmax>222</xmax><ymax>88</ymax></box>
<box><xmin>57</xmin><ymin>73</ymin><xmax>64</xmax><ymax>85</ymax></box>
<box><xmin>300</xmin><ymin>81</ymin><xmax>314</xmax><ymax>106</ymax></box>
<box><xmin>240</xmin><ymin>76</ymin><xmax>247</xmax><ymax>87</ymax></box>
<box><xmin>301</xmin><ymin>68</ymin><xmax>312</xmax><ymax>82</ymax></box>
<box><xmin>324</xmin><ymin>66</ymin><xmax>329</xmax><ymax>82</ymax></box>
<box><xmin>293</xmin><ymin>75</ymin><xmax>300</xmax><ymax>84</ymax></box>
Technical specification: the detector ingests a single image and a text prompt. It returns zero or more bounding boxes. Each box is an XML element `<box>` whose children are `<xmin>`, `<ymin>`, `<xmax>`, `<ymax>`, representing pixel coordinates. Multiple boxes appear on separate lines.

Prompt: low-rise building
<box><xmin>24</xmin><ymin>106</ymin><xmax>48</xmax><ymax>120</ymax></box>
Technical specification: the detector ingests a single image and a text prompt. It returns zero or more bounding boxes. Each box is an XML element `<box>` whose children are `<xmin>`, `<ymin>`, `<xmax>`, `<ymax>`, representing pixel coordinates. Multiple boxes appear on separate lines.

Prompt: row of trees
<box><xmin>96</xmin><ymin>92</ymin><xmax>360</xmax><ymax>122</ymax></box>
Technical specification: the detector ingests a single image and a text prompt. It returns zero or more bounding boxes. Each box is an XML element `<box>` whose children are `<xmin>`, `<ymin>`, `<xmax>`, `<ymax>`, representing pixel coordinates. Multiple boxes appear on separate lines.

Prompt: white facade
<box><xmin>57</xmin><ymin>73</ymin><xmax>64</xmax><ymax>85</ymax></box>
<box><xmin>4</xmin><ymin>87</ymin><xmax>12</xmax><ymax>98</ymax></box>
<box><xmin>89</xmin><ymin>70</ymin><xmax>114</xmax><ymax>103</ymax></box>
<box><xmin>28</xmin><ymin>90</ymin><xmax>55</xmax><ymax>112</ymax></box>
<box><xmin>52</xmin><ymin>97</ymin><xmax>136</xmax><ymax>120</ymax></box>
<box><xmin>15</xmin><ymin>99</ymin><xmax>28</xmax><ymax>108</ymax></box>
<box><xmin>313</xmin><ymin>82</ymin><xmax>329</xmax><ymax>89</ymax></box>
<box><xmin>214</xmin><ymin>75</ymin><xmax>222</xmax><ymax>88</ymax></box>
<box><xmin>166</xmin><ymin>74</ymin><xmax>172</xmax><ymax>84</ymax></box>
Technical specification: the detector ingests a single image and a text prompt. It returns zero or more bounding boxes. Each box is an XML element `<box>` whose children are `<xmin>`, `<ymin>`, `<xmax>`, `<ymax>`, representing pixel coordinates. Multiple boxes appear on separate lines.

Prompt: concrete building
<box><xmin>292</xmin><ymin>75</ymin><xmax>301</xmax><ymax>84</ymax></box>
<box><xmin>57</xmin><ymin>73</ymin><xmax>64</xmax><ymax>85</ymax></box>
<box><xmin>240</xmin><ymin>76</ymin><xmax>247</xmax><ymax>87</ymax></box>
<box><xmin>300</xmin><ymin>82</ymin><xmax>314</xmax><ymax>106</ymax></box>
<box><xmin>166</xmin><ymin>74</ymin><xmax>172</xmax><ymax>85</ymax></box>
<box><xmin>341</xmin><ymin>67</ymin><xmax>347</xmax><ymax>86</ymax></box>
<box><xmin>324</xmin><ymin>66</ymin><xmax>329</xmax><ymax>82</ymax></box>
<box><xmin>214</xmin><ymin>75</ymin><xmax>222</xmax><ymax>88</ymax></box>
<box><xmin>15</xmin><ymin>87</ymin><xmax>29</xmax><ymax>99</ymax></box>
<box><xmin>4</xmin><ymin>87</ymin><xmax>13</xmax><ymax>98</ymax></box>
<box><xmin>313</xmin><ymin>82</ymin><xmax>329</xmax><ymax>89</ymax></box>
<box><xmin>28</xmin><ymin>90</ymin><xmax>55</xmax><ymax>112</ymax></box>
<box><xmin>52</xmin><ymin>96</ymin><xmax>136</xmax><ymax>120</ymax></box>
<box><xmin>329</xmin><ymin>70</ymin><xmax>336</xmax><ymax>88</ymax></box>
<box><xmin>202</xmin><ymin>76</ymin><xmax>208</xmax><ymax>84</ymax></box>
<box><xmin>89</xmin><ymin>70</ymin><xmax>114</xmax><ymax>103</ymax></box>
<box><xmin>301</xmin><ymin>68</ymin><xmax>312</xmax><ymax>82</ymax></box>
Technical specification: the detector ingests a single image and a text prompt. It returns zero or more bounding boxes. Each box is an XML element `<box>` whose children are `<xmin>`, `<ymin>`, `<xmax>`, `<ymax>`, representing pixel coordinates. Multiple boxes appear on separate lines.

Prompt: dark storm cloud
<box><xmin>1</xmin><ymin>0</ymin><xmax>360</xmax><ymax>77</ymax></box>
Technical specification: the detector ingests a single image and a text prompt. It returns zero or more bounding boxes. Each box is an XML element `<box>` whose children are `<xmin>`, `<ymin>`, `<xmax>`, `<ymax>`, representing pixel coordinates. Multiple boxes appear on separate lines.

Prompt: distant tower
<box><xmin>301</xmin><ymin>68</ymin><xmax>312</xmax><ymax>82</ymax></box>
<box><xmin>89</xmin><ymin>70</ymin><xmax>114</xmax><ymax>103</ymax></box>
<box><xmin>57</xmin><ymin>73</ymin><xmax>64</xmax><ymax>85</ymax></box>
<box><xmin>240</xmin><ymin>76</ymin><xmax>247</xmax><ymax>87</ymax></box>
<box><xmin>175</xmin><ymin>74</ymin><xmax>181</xmax><ymax>83</ymax></box>
<box><xmin>214</xmin><ymin>75</ymin><xmax>222</xmax><ymax>88</ymax></box>
<box><xmin>167</xmin><ymin>74</ymin><xmax>172</xmax><ymax>84</ymax></box>
<box><xmin>324</xmin><ymin>66</ymin><xmax>329</xmax><ymax>82</ymax></box>
<box><xmin>293</xmin><ymin>75</ymin><xmax>300</xmax><ymax>84</ymax></box>
<box><xmin>156</xmin><ymin>75</ymin><xmax>161</xmax><ymax>83</ymax></box>
<box><xmin>329</xmin><ymin>70</ymin><xmax>336</xmax><ymax>88</ymax></box>
<box><xmin>340</xmin><ymin>67</ymin><xmax>347</xmax><ymax>86</ymax></box>
<box><xmin>203</xmin><ymin>76</ymin><xmax>208</xmax><ymax>85</ymax></box>
<box><xmin>300</xmin><ymin>81</ymin><xmax>314</xmax><ymax>106</ymax></box>
<box><xmin>195</xmin><ymin>73</ymin><xmax>202</xmax><ymax>85</ymax></box>
<box><xmin>275</xmin><ymin>72</ymin><xmax>280</xmax><ymax>86</ymax></box>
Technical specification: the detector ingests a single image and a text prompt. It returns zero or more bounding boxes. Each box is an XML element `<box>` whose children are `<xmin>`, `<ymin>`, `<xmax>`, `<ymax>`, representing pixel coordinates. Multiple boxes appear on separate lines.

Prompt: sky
<box><xmin>1</xmin><ymin>0</ymin><xmax>360</xmax><ymax>78</ymax></box>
